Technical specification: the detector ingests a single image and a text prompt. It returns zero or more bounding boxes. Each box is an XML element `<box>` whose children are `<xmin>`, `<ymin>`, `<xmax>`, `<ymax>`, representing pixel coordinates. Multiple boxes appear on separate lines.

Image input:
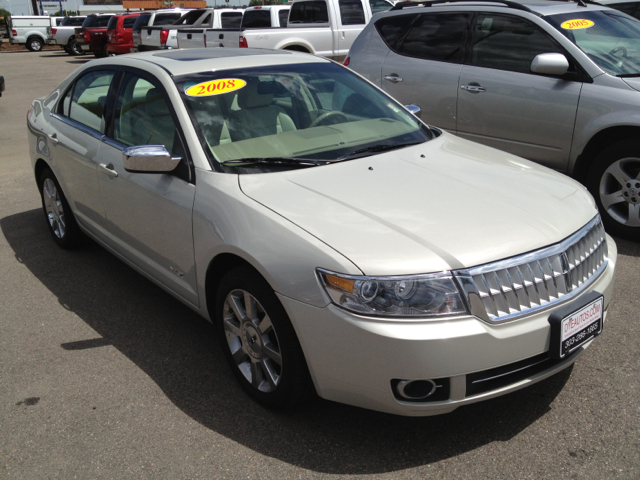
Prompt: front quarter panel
<box><xmin>193</xmin><ymin>169</ymin><xmax>363</xmax><ymax>319</ymax></box>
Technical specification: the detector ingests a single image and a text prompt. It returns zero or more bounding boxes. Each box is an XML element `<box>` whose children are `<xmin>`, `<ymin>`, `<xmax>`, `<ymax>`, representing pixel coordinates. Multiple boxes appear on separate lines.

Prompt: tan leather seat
<box><xmin>228</xmin><ymin>81</ymin><xmax>296</xmax><ymax>141</ymax></box>
<box><xmin>134</xmin><ymin>88</ymin><xmax>176</xmax><ymax>151</ymax></box>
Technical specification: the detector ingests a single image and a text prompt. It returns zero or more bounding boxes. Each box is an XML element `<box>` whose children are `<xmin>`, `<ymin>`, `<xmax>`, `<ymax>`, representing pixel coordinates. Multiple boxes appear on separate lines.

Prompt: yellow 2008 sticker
<box><xmin>185</xmin><ymin>78</ymin><xmax>246</xmax><ymax>97</ymax></box>
<box><xmin>561</xmin><ymin>19</ymin><xmax>594</xmax><ymax>30</ymax></box>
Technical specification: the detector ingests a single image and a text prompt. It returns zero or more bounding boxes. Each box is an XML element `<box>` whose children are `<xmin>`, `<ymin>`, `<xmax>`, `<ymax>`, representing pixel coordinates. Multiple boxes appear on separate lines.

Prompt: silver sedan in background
<box><xmin>27</xmin><ymin>49</ymin><xmax>616</xmax><ymax>416</ymax></box>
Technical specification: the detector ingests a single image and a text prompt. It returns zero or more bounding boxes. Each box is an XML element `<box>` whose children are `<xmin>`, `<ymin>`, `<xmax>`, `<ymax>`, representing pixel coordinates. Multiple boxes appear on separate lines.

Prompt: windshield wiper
<box><xmin>617</xmin><ymin>73</ymin><xmax>640</xmax><ymax>78</ymax></box>
<box><xmin>220</xmin><ymin>157</ymin><xmax>328</xmax><ymax>168</ymax></box>
<box><xmin>336</xmin><ymin>141</ymin><xmax>424</xmax><ymax>161</ymax></box>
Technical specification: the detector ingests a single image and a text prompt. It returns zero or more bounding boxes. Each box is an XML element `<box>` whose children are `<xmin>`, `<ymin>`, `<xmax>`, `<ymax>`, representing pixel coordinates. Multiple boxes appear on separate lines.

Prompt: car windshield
<box><xmin>546</xmin><ymin>10</ymin><xmax>640</xmax><ymax>76</ymax></box>
<box><xmin>174</xmin><ymin>62</ymin><xmax>432</xmax><ymax>171</ymax></box>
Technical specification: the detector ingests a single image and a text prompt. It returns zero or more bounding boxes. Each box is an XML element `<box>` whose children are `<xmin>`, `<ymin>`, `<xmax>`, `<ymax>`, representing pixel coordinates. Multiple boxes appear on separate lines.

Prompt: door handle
<box><xmin>384</xmin><ymin>74</ymin><xmax>403</xmax><ymax>83</ymax></box>
<box><xmin>99</xmin><ymin>163</ymin><xmax>118</xmax><ymax>178</ymax></box>
<box><xmin>460</xmin><ymin>84</ymin><xmax>486</xmax><ymax>93</ymax></box>
<box><xmin>47</xmin><ymin>133</ymin><xmax>59</xmax><ymax>144</ymax></box>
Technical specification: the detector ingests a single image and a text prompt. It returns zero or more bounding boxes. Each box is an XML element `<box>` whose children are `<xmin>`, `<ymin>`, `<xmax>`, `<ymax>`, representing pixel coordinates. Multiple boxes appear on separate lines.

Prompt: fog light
<box><xmin>397</xmin><ymin>379</ymin><xmax>437</xmax><ymax>399</ymax></box>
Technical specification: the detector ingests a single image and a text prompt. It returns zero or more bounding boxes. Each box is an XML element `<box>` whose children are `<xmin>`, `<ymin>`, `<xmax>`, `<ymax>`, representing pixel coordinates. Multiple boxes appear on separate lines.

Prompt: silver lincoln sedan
<box><xmin>27</xmin><ymin>49</ymin><xmax>616</xmax><ymax>416</ymax></box>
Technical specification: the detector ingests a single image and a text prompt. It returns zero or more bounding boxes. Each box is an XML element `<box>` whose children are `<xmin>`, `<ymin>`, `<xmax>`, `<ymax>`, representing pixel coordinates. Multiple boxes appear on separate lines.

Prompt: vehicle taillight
<box><xmin>117</xmin><ymin>33</ymin><xmax>124</xmax><ymax>43</ymax></box>
<box><xmin>84</xmin><ymin>32</ymin><xmax>90</xmax><ymax>42</ymax></box>
<box><xmin>27</xmin><ymin>105</ymin><xmax>34</xmax><ymax>120</ymax></box>
<box><xmin>343</xmin><ymin>56</ymin><xmax>350</xmax><ymax>66</ymax></box>
<box><xmin>160</xmin><ymin>29</ymin><xmax>169</xmax><ymax>45</ymax></box>
<box><xmin>51</xmin><ymin>28</ymin><xmax>57</xmax><ymax>35</ymax></box>
<box><xmin>12</xmin><ymin>29</ymin><xmax>17</xmax><ymax>36</ymax></box>
<box><xmin>239</xmin><ymin>35</ymin><xmax>247</xmax><ymax>48</ymax></box>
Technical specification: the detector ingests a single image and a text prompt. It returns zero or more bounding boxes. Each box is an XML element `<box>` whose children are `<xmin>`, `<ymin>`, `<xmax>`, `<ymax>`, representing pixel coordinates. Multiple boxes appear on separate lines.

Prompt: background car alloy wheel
<box><xmin>223</xmin><ymin>289</ymin><xmax>282</xmax><ymax>393</ymax></box>
<box><xmin>216</xmin><ymin>266</ymin><xmax>313</xmax><ymax>408</ymax></box>
<box><xmin>70</xmin><ymin>40</ymin><xmax>84</xmax><ymax>55</ymax></box>
<box><xmin>588</xmin><ymin>140</ymin><xmax>640</xmax><ymax>241</ymax></box>
<box><xmin>42</xmin><ymin>178</ymin><xmax>66</xmax><ymax>239</ymax></box>
<box><xmin>599</xmin><ymin>158</ymin><xmax>640</xmax><ymax>228</ymax></box>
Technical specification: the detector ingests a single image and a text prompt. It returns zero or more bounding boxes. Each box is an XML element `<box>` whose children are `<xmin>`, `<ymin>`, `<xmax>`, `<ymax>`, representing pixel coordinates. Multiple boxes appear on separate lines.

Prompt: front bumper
<box><xmin>280</xmin><ymin>235</ymin><xmax>617</xmax><ymax>416</ymax></box>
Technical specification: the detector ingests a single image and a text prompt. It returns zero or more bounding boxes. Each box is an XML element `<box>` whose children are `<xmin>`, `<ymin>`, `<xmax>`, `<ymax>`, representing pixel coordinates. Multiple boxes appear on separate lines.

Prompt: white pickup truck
<box><xmin>177</xmin><ymin>5</ymin><xmax>289</xmax><ymax>49</ymax></box>
<box><xmin>174</xmin><ymin>0</ymin><xmax>393</xmax><ymax>61</ymax></box>
<box><xmin>8</xmin><ymin>15</ymin><xmax>57</xmax><ymax>52</ymax></box>
<box><xmin>130</xmin><ymin>8</ymin><xmax>192</xmax><ymax>53</ymax></box>
<box><xmin>137</xmin><ymin>8</ymin><xmax>243</xmax><ymax>51</ymax></box>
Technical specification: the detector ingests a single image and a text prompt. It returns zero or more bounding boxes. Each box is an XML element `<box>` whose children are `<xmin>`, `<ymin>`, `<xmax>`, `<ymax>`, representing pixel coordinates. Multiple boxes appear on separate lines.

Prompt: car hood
<box><xmin>239</xmin><ymin>133</ymin><xmax>598</xmax><ymax>276</ymax></box>
<box><xmin>622</xmin><ymin>77</ymin><xmax>640</xmax><ymax>92</ymax></box>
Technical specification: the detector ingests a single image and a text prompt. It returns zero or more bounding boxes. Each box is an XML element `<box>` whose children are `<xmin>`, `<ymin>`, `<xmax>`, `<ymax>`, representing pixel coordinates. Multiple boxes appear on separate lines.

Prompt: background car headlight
<box><xmin>317</xmin><ymin>269</ymin><xmax>468</xmax><ymax>318</ymax></box>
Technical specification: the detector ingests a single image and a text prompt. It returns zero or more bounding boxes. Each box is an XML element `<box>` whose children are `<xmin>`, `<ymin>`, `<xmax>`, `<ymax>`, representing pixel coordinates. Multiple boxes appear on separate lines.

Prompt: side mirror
<box><xmin>122</xmin><ymin>145</ymin><xmax>180</xmax><ymax>173</ymax></box>
<box><xmin>530</xmin><ymin>53</ymin><xmax>569</xmax><ymax>76</ymax></box>
<box><xmin>405</xmin><ymin>104</ymin><xmax>422</xmax><ymax>119</ymax></box>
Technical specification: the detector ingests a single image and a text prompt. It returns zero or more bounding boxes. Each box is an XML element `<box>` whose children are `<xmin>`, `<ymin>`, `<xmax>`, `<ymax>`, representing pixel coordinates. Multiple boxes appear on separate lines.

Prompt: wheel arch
<box><xmin>572</xmin><ymin>126</ymin><xmax>640</xmax><ymax>182</ymax></box>
<box><xmin>34</xmin><ymin>158</ymin><xmax>51</xmax><ymax>185</ymax></box>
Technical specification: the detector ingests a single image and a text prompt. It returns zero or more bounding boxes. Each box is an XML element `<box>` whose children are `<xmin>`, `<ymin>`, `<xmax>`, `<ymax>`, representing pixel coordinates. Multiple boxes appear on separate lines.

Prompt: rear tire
<box><xmin>38</xmin><ymin>168</ymin><xmax>83</xmax><ymax>249</ymax></box>
<box><xmin>26</xmin><ymin>36</ymin><xmax>43</xmax><ymax>52</ymax></box>
<box><xmin>216</xmin><ymin>266</ymin><xmax>314</xmax><ymax>409</ymax></box>
<box><xmin>69</xmin><ymin>39</ymin><xmax>84</xmax><ymax>55</ymax></box>
<box><xmin>586</xmin><ymin>139</ymin><xmax>640</xmax><ymax>241</ymax></box>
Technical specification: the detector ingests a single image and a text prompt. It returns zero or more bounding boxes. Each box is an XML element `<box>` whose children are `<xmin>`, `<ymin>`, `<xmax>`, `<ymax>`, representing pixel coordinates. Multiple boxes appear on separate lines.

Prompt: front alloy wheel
<box><xmin>223</xmin><ymin>289</ymin><xmax>283</xmax><ymax>393</ymax></box>
<box><xmin>216</xmin><ymin>266</ymin><xmax>313</xmax><ymax>408</ymax></box>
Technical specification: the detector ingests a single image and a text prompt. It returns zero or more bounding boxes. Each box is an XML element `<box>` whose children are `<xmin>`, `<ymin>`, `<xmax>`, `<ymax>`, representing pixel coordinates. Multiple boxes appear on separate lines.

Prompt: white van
<box><xmin>8</xmin><ymin>15</ymin><xmax>55</xmax><ymax>51</ymax></box>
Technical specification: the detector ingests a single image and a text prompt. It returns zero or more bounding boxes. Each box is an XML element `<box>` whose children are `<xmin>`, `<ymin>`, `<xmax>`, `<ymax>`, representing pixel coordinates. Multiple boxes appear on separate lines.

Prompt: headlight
<box><xmin>317</xmin><ymin>269</ymin><xmax>468</xmax><ymax>318</ymax></box>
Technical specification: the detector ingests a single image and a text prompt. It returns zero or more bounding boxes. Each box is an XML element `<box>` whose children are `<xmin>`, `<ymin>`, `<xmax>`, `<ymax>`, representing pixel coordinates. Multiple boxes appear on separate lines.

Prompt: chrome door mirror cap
<box><xmin>530</xmin><ymin>53</ymin><xmax>569</xmax><ymax>76</ymax></box>
<box><xmin>405</xmin><ymin>104</ymin><xmax>422</xmax><ymax>119</ymax></box>
<box><xmin>122</xmin><ymin>145</ymin><xmax>180</xmax><ymax>173</ymax></box>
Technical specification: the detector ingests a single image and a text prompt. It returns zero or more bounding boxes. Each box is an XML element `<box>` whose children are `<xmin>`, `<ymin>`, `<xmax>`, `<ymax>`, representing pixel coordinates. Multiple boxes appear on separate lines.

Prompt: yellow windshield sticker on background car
<box><xmin>561</xmin><ymin>19</ymin><xmax>594</xmax><ymax>30</ymax></box>
<box><xmin>185</xmin><ymin>79</ymin><xmax>246</xmax><ymax>97</ymax></box>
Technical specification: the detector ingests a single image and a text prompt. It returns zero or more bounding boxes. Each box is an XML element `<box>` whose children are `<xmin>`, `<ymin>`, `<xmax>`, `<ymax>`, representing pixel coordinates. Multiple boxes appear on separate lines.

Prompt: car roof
<box><xmin>389</xmin><ymin>0</ymin><xmax>616</xmax><ymax>16</ymax></box>
<box><xmin>97</xmin><ymin>48</ymin><xmax>330</xmax><ymax>77</ymax></box>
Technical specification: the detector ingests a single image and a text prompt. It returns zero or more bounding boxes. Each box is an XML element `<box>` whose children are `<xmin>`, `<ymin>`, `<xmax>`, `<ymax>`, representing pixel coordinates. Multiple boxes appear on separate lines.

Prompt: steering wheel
<box><xmin>609</xmin><ymin>46</ymin><xmax>628</xmax><ymax>58</ymax></box>
<box><xmin>309</xmin><ymin>111</ymin><xmax>349</xmax><ymax>128</ymax></box>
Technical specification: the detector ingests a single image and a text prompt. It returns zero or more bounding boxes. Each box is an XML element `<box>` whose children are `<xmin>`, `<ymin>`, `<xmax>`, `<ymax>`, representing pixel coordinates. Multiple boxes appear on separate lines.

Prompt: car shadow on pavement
<box><xmin>614</xmin><ymin>237</ymin><xmax>640</xmax><ymax>257</ymax></box>
<box><xmin>0</xmin><ymin>208</ymin><xmax>573</xmax><ymax>475</ymax></box>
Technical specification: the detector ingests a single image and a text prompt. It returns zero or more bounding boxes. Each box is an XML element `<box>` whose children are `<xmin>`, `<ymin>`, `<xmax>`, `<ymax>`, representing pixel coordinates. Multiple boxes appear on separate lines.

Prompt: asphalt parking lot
<box><xmin>0</xmin><ymin>49</ymin><xmax>639</xmax><ymax>479</ymax></box>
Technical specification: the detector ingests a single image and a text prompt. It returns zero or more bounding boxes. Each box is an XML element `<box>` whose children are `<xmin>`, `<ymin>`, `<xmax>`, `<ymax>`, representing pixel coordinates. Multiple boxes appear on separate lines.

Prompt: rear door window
<box><xmin>289</xmin><ymin>1</ymin><xmax>329</xmax><ymax>24</ymax></box>
<box><xmin>370</xmin><ymin>0</ymin><xmax>392</xmax><ymax>15</ymax></box>
<box><xmin>375</xmin><ymin>13</ymin><xmax>419</xmax><ymax>51</ymax></box>
<box><xmin>339</xmin><ymin>0</ymin><xmax>366</xmax><ymax>25</ymax></box>
<box><xmin>396</xmin><ymin>13</ymin><xmax>469</xmax><ymax>63</ymax></box>
<box><xmin>67</xmin><ymin>71</ymin><xmax>115</xmax><ymax>133</ymax></box>
<box><xmin>279</xmin><ymin>9</ymin><xmax>289</xmax><ymax>26</ymax></box>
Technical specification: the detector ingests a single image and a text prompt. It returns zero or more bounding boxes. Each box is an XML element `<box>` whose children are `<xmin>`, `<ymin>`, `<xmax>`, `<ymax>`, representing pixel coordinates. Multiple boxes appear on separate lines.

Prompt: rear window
<box><xmin>289</xmin><ymin>1</ymin><xmax>329</xmax><ymax>24</ymax></box>
<box><xmin>176</xmin><ymin>10</ymin><xmax>207</xmax><ymax>25</ymax></box>
<box><xmin>106</xmin><ymin>16</ymin><xmax>118</xmax><ymax>30</ymax></box>
<box><xmin>242</xmin><ymin>10</ymin><xmax>271</xmax><ymax>28</ymax></box>
<box><xmin>132</xmin><ymin>14</ymin><xmax>151</xmax><ymax>30</ymax></box>
<box><xmin>123</xmin><ymin>16</ymin><xmax>138</xmax><ymax>28</ymax></box>
<box><xmin>61</xmin><ymin>17</ymin><xmax>86</xmax><ymax>26</ymax></box>
<box><xmin>221</xmin><ymin>12</ymin><xmax>243</xmax><ymax>28</ymax></box>
<box><xmin>154</xmin><ymin>12</ymin><xmax>183</xmax><ymax>25</ymax></box>
<box><xmin>82</xmin><ymin>15</ymin><xmax>97</xmax><ymax>28</ymax></box>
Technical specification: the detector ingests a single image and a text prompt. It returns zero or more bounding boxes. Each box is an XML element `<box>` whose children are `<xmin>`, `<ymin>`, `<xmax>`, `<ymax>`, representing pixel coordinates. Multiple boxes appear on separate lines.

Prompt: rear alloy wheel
<box><xmin>39</xmin><ymin>168</ymin><xmax>83</xmax><ymax>248</ymax></box>
<box><xmin>216</xmin><ymin>266</ymin><xmax>313</xmax><ymax>408</ymax></box>
<box><xmin>27</xmin><ymin>37</ymin><xmax>43</xmax><ymax>52</ymax></box>
<box><xmin>587</xmin><ymin>139</ymin><xmax>640</xmax><ymax>241</ymax></box>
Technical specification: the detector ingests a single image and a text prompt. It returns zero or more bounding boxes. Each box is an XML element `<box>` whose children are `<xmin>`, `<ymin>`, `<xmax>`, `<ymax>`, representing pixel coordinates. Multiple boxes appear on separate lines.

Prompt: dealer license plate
<box><xmin>551</xmin><ymin>296</ymin><xmax>604</xmax><ymax>359</ymax></box>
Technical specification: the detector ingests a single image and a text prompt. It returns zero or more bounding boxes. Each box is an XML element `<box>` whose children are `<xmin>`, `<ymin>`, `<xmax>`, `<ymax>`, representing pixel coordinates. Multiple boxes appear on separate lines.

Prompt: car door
<box><xmin>49</xmin><ymin>69</ymin><xmax>116</xmax><ymax>235</ymax></box>
<box><xmin>379</xmin><ymin>12</ymin><xmax>470</xmax><ymax>132</ymax></box>
<box><xmin>96</xmin><ymin>70</ymin><xmax>199</xmax><ymax>307</ymax></box>
<box><xmin>456</xmin><ymin>13</ymin><xmax>583</xmax><ymax>169</ymax></box>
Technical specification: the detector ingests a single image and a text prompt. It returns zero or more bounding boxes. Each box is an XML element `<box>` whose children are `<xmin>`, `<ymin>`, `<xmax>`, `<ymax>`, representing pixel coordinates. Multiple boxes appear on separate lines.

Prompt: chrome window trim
<box><xmin>454</xmin><ymin>215</ymin><xmax>608</xmax><ymax>324</ymax></box>
<box><xmin>50</xmin><ymin>112</ymin><xmax>104</xmax><ymax>141</ymax></box>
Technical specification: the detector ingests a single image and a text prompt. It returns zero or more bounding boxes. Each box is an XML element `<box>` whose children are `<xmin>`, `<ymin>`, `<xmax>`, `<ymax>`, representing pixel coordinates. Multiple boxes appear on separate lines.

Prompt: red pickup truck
<box><xmin>74</xmin><ymin>13</ymin><xmax>115</xmax><ymax>57</ymax></box>
<box><xmin>106</xmin><ymin>13</ymin><xmax>141</xmax><ymax>55</ymax></box>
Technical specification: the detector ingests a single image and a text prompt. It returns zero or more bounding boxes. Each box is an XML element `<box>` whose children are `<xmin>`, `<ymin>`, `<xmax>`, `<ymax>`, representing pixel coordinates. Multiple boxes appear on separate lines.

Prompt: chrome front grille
<box><xmin>455</xmin><ymin>216</ymin><xmax>607</xmax><ymax>323</ymax></box>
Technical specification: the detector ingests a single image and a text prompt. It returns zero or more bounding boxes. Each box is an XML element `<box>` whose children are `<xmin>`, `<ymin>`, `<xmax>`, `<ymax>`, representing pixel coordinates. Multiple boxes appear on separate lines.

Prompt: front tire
<box><xmin>26</xmin><ymin>36</ymin><xmax>43</xmax><ymax>52</ymax></box>
<box><xmin>587</xmin><ymin>139</ymin><xmax>640</xmax><ymax>241</ymax></box>
<box><xmin>216</xmin><ymin>266</ymin><xmax>313</xmax><ymax>408</ymax></box>
<box><xmin>38</xmin><ymin>168</ymin><xmax>83</xmax><ymax>249</ymax></box>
